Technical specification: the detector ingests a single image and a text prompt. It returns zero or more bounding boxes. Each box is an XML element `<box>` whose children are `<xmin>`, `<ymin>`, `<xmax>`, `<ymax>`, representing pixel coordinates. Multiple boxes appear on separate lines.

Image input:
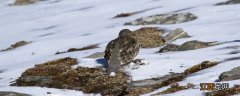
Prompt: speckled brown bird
<box><xmin>104</xmin><ymin>29</ymin><xmax>139</xmax><ymax>73</ymax></box>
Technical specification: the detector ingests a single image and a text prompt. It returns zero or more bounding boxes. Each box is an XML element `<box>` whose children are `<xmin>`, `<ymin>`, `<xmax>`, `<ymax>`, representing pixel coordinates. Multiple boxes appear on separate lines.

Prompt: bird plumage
<box><xmin>105</xmin><ymin>29</ymin><xmax>139</xmax><ymax>73</ymax></box>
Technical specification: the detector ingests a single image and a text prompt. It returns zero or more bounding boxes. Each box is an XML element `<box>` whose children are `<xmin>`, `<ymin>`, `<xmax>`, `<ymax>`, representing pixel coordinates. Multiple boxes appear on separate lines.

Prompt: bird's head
<box><xmin>118</xmin><ymin>29</ymin><xmax>133</xmax><ymax>37</ymax></box>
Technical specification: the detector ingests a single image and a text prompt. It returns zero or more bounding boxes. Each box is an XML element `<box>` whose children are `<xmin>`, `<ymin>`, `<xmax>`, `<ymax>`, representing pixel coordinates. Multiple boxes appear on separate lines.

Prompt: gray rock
<box><xmin>0</xmin><ymin>91</ymin><xmax>31</xmax><ymax>96</ymax></box>
<box><xmin>0</xmin><ymin>69</ymin><xmax>6</xmax><ymax>73</ymax></box>
<box><xmin>178</xmin><ymin>40</ymin><xmax>211</xmax><ymax>51</ymax></box>
<box><xmin>163</xmin><ymin>28</ymin><xmax>189</xmax><ymax>42</ymax></box>
<box><xmin>125</xmin><ymin>13</ymin><xmax>197</xmax><ymax>25</ymax></box>
<box><xmin>216</xmin><ymin>0</ymin><xmax>240</xmax><ymax>5</ymax></box>
<box><xmin>17</xmin><ymin>76</ymin><xmax>53</xmax><ymax>87</ymax></box>
<box><xmin>84</xmin><ymin>52</ymin><xmax>105</xmax><ymax>58</ymax></box>
<box><xmin>228</xmin><ymin>50</ymin><xmax>240</xmax><ymax>54</ymax></box>
<box><xmin>159</xmin><ymin>44</ymin><xmax>180</xmax><ymax>53</ymax></box>
<box><xmin>129</xmin><ymin>73</ymin><xmax>185</xmax><ymax>88</ymax></box>
<box><xmin>219</xmin><ymin>66</ymin><xmax>240</xmax><ymax>81</ymax></box>
<box><xmin>159</xmin><ymin>40</ymin><xmax>214</xmax><ymax>53</ymax></box>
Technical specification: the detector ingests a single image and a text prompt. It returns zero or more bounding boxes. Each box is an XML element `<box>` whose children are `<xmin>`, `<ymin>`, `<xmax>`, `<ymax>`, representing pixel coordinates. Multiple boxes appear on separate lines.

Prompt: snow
<box><xmin>0</xmin><ymin>0</ymin><xmax>240</xmax><ymax>96</ymax></box>
<box><xmin>109</xmin><ymin>72</ymin><xmax>116</xmax><ymax>76</ymax></box>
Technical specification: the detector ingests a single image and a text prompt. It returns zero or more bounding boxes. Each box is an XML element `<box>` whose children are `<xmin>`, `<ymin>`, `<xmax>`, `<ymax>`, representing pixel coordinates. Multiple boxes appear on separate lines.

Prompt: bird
<box><xmin>104</xmin><ymin>29</ymin><xmax>139</xmax><ymax>74</ymax></box>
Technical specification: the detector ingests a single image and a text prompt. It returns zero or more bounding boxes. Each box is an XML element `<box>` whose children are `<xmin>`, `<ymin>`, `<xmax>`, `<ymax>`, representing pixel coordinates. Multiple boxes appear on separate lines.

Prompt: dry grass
<box><xmin>56</xmin><ymin>44</ymin><xmax>99</xmax><ymax>55</ymax></box>
<box><xmin>22</xmin><ymin>57</ymin><xmax>77</xmax><ymax>76</ymax></box>
<box><xmin>83</xmin><ymin>72</ymin><xmax>128</xmax><ymax>95</ymax></box>
<box><xmin>184</xmin><ymin>61</ymin><xmax>219</xmax><ymax>75</ymax></box>
<box><xmin>13</xmin><ymin>0</ymin><xmax>35</xmax><ymax>5</ymax></box>
<box><xmin>1</xmin><ymin>41</ymin><xmax>30</xmax><ymax>51</ymax></box>
<box><xmin>131</xmin><ymin>27</ymin><xmax>165</xmax><ymax>48</ymax></box>
<box><xmin>125</xmin><ymin>87</ymin><xmax>154</xmax><ymax>96</ymax></box>
<box><xmin>113</xmin><ymin>12</ymin><xmax>135</xmax><ymax>18</ymax></box>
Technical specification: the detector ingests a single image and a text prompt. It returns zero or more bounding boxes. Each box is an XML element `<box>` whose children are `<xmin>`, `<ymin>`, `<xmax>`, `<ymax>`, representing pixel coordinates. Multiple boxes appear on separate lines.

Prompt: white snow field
<box><xmin>0</xmin><ymin>0</ymin><xmax>240</xmax><ymax>96</ymax></box>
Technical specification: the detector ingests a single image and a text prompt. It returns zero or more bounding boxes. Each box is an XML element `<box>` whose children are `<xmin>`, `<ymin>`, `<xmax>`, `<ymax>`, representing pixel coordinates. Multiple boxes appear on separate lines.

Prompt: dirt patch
<box><xmin>56</xmin><ymin>44</ymin><xmax>99</xmax><ymax>55</ymax></box>
<box><xmin>205</xmin><ymin>85</ymin><xmax>240</xmax><ymax>96</ymax></box>
<box><xmin>1</xmin><ymin>41</ymin><xmax>31</xmax><ymax>51</ymax></box>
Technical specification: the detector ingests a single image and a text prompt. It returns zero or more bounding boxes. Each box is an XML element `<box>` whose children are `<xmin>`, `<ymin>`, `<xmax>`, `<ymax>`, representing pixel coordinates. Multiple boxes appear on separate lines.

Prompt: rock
<box><xmin>0</xmin><ymin>69</ymin><xmax>6</xmax><ymax>73</ymax></box>
<box><xmin>159</xmin><ymin>40</ymin><xmax>214</xmax><ymax>53</ymax></box>
<box><xmin>228</xmin><ymin>50</ymin><xmax>240</xmax><ymax>54</ymax></box>
<box><xmin>0</xmin><ymin>91</ymin><xmax>31</xmax><ymax>96</ymax></box>
<box><xmin>216</xmin><ymin>0</ymin><xmax>240</xmax><ymax>5</ymax></box>
<box><xmin>84</xmin><ymin>52</ymin><xmax>105</xmax><ymax>58</ymax></box>
<box><xmin>131</xmin><ymin>27</ymin><xmax>165</xmax><ymax>48</ymax></box>
<box><xmin>224</xmin><ymin>56</ymin><xmax>240</xmax><ymax>62</ymax></box>
<box><xmin>159</xmin><ymin>44</ymin><xmax>180</xmax><ymax>53</ymax></box>
<box><xmin>47</xmin><ymin>92</ymin><xmax>51</xmax><ymax>94</ymax></box>
<box><xmin>179</xmin><ymin>40</ymin><xmax>212</xmax><ymax>51</ymax></box>
<box><xmin>104</xmin><ymin>29</ymin><xmax>139</xmax><ymax>73</ymax></box>
<box><xmin>151</xmin><ymin>83</ymin><xmax>195</xmax><ymax>96</ymax></box>
<box><xmin>163</xmin><ymin>28</ymin><xmax>189</xmax><ymax>42</ymax></box>
<box><xmin>126</xmin><ymin>73</ymin><xmax>186</xmax><ymax>95</ymax></box>
<box><xmin>125</xmin><ymin>13</ymin><xmax>197</xmax><ymax>25</ymax></box>
<box><xmin>219</xmin><ymin>66</ymin><xmax>240</xmax><ymax>81</ymax></box>
<box><xmin>124</xmin><ymin>59</ymin><xmax>148</xmax><ymax>70</ymax></box>
<box><xmin>129</xmin><ymin>73</ymin><xmax>185</xmax><ymax>88</ymax></box>
<box><xmin>16</xmin><ymin>76</ymin><xmax>53</xmax><ymax>87</ymax></box>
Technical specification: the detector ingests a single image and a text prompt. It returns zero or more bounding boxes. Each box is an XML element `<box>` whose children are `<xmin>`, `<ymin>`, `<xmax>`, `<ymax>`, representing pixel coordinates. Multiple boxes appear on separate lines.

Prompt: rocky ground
<box><xmin>0</xmin><ymin>0</ymin><xmax>240</xmax><ymax>96</ymax></box>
